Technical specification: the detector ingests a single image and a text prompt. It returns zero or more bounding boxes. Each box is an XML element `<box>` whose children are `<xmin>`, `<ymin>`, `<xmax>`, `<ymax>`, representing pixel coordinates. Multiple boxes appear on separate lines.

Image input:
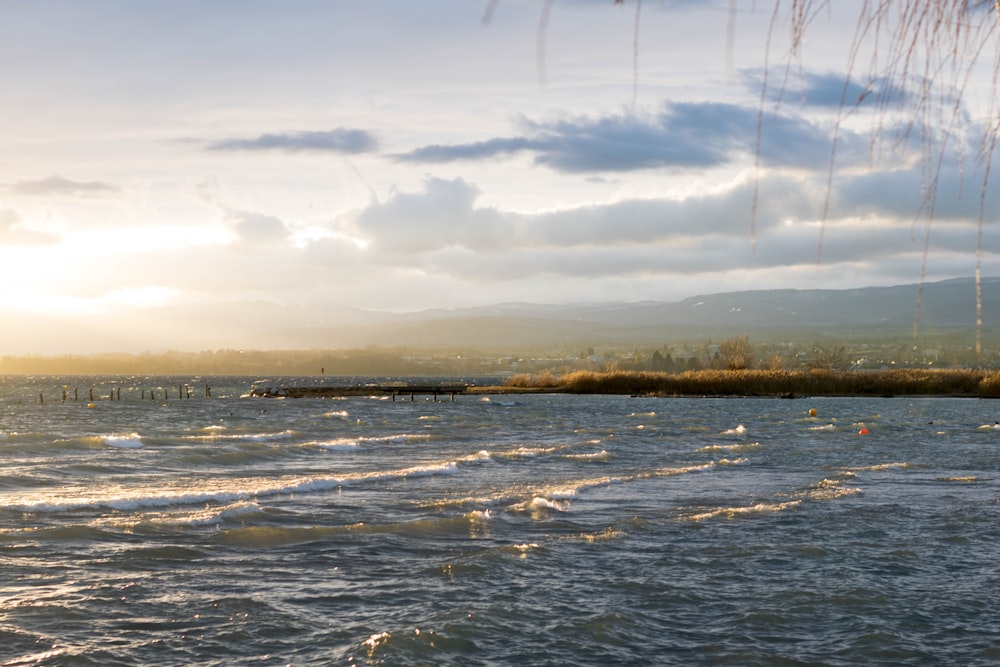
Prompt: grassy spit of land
<box><xmin>489</xmin><ymin>368</ymin><xmax>1000</xmax><ymax>398</ymax></box>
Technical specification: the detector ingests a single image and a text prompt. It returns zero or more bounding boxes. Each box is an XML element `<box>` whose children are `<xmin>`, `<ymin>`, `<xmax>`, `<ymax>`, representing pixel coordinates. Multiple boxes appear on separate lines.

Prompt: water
<box><xmin>2</xmin><ymin>375</ymin><xmax>999</xmax><ymax>666</ymax></box>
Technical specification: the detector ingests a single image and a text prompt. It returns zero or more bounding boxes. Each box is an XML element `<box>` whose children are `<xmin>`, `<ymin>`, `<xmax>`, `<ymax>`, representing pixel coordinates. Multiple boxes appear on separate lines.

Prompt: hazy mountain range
<box><xmin>7</xmin><ymin>277</ymin><xmax>997</xmax><ymax>355</ymax></box>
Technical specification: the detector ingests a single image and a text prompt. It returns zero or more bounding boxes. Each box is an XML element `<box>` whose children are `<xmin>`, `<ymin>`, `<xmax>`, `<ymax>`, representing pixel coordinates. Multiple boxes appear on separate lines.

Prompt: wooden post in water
<box><xmin>89</xmin><ymin>388</ymin><xmax>94</xmax><ymax>402</ymax></box>
<box><xmin>205</xmin><ymin>384</ymin><xmax>211</xmax><ymax>398</ymax></box>
<box><xmin>39</xmin><ymin>392</ymin><xmax>43</xmax><ymax>404</ymax></box>
<box><xmin>74</xmin><ymin>388</ymin><xmax>79</xmax><ymax>402</ymax></box>
<box><xmin>62</xmin><ymin>389</ymin><xmax>67</xmax><ymax>402</ymax></box>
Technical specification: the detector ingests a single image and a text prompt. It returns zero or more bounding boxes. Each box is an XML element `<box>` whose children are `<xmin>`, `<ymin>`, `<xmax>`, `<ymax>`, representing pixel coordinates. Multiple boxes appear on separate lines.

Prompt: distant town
<box><xmin>1</xmin><ymin>333</ymin><xmax>996</xmax><ymax>377</ymax></box>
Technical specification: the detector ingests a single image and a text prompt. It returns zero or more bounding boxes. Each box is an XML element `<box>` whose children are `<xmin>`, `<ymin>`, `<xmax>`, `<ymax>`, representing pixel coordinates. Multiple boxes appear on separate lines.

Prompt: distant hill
<box><xmin>247</xmin><ymin>276</ymin><xmax>1000</xmax><ymax>351</ymax></box>
<box><xmin>4</xmin><ymin>277</ymin><xmax>996</xmax><ymax>355</ymax></box>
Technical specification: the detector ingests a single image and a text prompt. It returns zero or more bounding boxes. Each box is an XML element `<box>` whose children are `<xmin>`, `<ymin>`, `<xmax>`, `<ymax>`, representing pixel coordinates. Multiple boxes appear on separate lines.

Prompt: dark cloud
<box><xmin>206</xmin><ymin>129</ymin><xmax>377</xmax><ymax>154</ymax></box>
<box><xmin>396</xmin><ymin>101</ymin><xmax>852</xmax><ymax>173</ymax></box>
<box><xmin>2</xmin><ymin>175</ymin><xmax>118</xmax><ymax>197</ymax></box>
<box><xmin>745</xmin><ymin>70</ymin><xmax>906</xmax><ymax>110</ymax></box>
<box><xmin>395</xmin><ymin>137</ymin><xmax>545</xmax><ymax>163</ymax></box>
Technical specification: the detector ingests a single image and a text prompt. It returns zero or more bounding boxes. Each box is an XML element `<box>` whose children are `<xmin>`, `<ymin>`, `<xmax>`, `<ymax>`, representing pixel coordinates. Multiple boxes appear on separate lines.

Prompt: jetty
<box><xmin>249</xmin><ymin>382</ymin><xmax>472</xmax><ymax>401</ymax></box>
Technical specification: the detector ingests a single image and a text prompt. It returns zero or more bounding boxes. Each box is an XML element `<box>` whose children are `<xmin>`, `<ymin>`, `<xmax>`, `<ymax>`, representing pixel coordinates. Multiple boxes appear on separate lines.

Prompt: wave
<box><xmin>493</xmin><ymin>445</ymin><xmax>559</xmax><ymax>460</ymax></box>
<box><xmin>218</xmin><ymin>508</ymin><xmax>493</xmax><ymax>547</ymax></box>
<box><xmin>680</xmin><ymin>475</ymin><xmax>861</xmax><ymax>522</ymax></box>
<box><xmin>182</xmin><ymin>429</ymin><xmax>298</xmax><ymax>443</ymax></box>
<box><xmin>300</xmin><ymin>438</ymin><xmax>362</xmax><ymax>451</ymax></box>
<box><xmin>682</xmin><ymin>499</ymin><xmax>803</xmax><ymax>522</ymax></box>
<box><xmin>103</xmin><ymin>433</ymin><xmax>144</xmax><ymax>449</ymax></box>
<box><xmin>563</xmin><ymin>450</ymin><xmax>611</xmax><ymax>462</ymax></box>
<box><xmin>158</xmin><ymin>501</ymin><xmax>264</xmax><ymax>527</ymax></box>
<box><xmin>847</xmin><ymin>462</ymin><xmax>912</xmax><ymax>473</ymax></box>
<box><xmin>696</xmin><ymin>442</ymin><xmax>761</xmax><ymax>454</ymax></box>
<box><xmin>1</xmin><ymin>461</ymin><xmax>462</xmax><ymax>515</ymax></box>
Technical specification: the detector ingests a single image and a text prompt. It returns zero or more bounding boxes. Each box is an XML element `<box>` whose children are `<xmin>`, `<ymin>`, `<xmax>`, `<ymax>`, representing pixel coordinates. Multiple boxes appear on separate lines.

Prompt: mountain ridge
<box><xmin>3</xmin><ymin>277</ymin><xmax>996</xmax><ymax>355</ymax></box>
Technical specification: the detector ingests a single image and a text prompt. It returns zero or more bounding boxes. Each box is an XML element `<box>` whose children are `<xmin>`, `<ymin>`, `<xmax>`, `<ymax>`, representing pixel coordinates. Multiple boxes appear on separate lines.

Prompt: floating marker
<box><xmin>808</xmin><ymin>408</ymin><xmax>817</xmax><ymax>417</ymax></box>
<box><xmin>859</xmin><ymin>428</ymin><xmax>869</xmax><ymax>435</ymax></box>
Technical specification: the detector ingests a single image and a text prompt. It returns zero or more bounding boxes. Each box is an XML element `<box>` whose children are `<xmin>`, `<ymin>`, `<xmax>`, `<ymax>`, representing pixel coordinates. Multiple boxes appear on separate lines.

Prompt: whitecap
<box><xmin>683</xmin><ymin>499</ymin><xmax>802</xmax><ymax>521</ymax></box>
<box><xmin>467</xmin><ymin>509</ymin><xmax>492</xmax><ymax>522</ymax></box>
<box><xmin>721</xmin><ymin>424</ymin><xmax>747</xmax><ymax>436</ymax></box>
<box><xmin>169</xmin><ymin>501</ymin><xmax>264</xmax><ymax>527</ymax></box>
<box><xmin>716</xmin><ymin>457</ymin><xmax>750</xmax><ymax>466</ymax></box>
<box><xmin>303</xmin><ymin>439</ymin><xmax>361</xmax><ymax>451</ymax></box>
<box><xmin>459</xmin><ymin>450</ymin><xmax>493</xmax><ymax>463</ymax></box>
<box><xmin>103</xmin><ymin>433</ymin><xmax>143</xmax><ymax>449</ymax></box>
<box><xmin>564</xmin><ymin>450</ymin><xmax>611</xmax><ymax>462</ymax></box>
<box><xmin>3</xmin><ymin>461</ymin><xmax>463</xmax><ymax>514</ymax></box>
<box><xmin>697</xmin><ymin>442</ymin><xmax>761</xmax><ymax>454</ymax></box>
<box><xmin>528</xmin><ymin>496</ymin><xmax>565</xmax><ymax>511</ymax></box>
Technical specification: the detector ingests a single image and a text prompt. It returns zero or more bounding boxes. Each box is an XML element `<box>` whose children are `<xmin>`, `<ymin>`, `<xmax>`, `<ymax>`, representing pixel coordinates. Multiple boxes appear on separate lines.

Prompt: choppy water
<box><xmin>1</xmin><ymin>375</ymin><xmax>999</xmax><ymax>666</ymax></box>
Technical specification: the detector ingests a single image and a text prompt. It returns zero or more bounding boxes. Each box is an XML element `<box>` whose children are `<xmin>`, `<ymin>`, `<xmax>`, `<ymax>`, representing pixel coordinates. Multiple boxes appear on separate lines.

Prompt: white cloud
<box><xmin>0</xmin><ymin>0</ymin><xmax>996</xmax><ymax>353</ymax></box>
<box><xmin>0</xmin><ymin>209</ymin><xmax>59</xmax><ymax>245</ymax></box>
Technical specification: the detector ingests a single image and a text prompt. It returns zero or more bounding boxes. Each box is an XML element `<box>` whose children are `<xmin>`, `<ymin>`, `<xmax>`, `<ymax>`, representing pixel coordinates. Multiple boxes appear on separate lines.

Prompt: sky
<box><xmin>1</xmin><ymin>0</ymin><xmax>999</xmax><ymax>354</ymax></box>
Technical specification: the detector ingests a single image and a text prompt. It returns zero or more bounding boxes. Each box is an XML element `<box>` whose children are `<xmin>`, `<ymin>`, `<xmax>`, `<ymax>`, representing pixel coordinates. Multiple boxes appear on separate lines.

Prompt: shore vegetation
<box><xmin>503</xmin><ymin>368</ymin><xmax>1000</xmax><ymax>398</ymax></box>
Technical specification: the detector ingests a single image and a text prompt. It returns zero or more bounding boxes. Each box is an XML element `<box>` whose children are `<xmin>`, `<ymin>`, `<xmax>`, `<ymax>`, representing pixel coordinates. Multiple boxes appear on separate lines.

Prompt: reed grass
<box><xmin>503</xmin><ymin>368</ymin><xmax>1000</xmax><ymax>398</ymax></box>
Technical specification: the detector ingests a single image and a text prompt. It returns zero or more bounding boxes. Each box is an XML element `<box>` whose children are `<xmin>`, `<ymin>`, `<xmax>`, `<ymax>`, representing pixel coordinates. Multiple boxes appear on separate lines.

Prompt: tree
<box><xmin>719</xmin><ymin>335</ymin><xmax>754</xmax><ymax>371</ymax></box>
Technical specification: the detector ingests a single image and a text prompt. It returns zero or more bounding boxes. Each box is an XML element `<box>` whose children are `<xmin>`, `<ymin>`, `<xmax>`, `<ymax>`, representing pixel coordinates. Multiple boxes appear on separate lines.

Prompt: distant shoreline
<box><xmin>10</xmin><ymin>368</ymin><xmax>1000</xmax><ymax>401</ymax></box>
<box><xmin>494</xmin><ymin>368</ymin><xmax>1000</xmax><ymax>398</ymax></box>
<box><xmin>244</xmin><ymin>368</ymin><xmax>1000</xmax><ymax>399</ymax></box>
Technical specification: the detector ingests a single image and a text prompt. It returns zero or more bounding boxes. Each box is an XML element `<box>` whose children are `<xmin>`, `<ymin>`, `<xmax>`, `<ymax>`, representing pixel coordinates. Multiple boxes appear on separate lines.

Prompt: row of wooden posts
<box><xmin>38</xmin><ymin>384</ymin><xmax>212</xmax><ymax>404</ymax></box>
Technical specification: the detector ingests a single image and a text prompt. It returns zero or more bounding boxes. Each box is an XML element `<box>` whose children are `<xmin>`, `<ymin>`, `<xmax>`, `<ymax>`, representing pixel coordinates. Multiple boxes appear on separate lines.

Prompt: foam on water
<box><xmin>683</xmin><ymin>499</ymin><xmax>803</xmax><ymax>521</ymax></box>
<box><xmin>301</xmin><ymin>438</ymin><xmax>362</xmax><ymax>451</ymax></box>
<box><xmin>808</xmin><ymin>423</ymin><xmax>838</xmax><ymax>431</ymax></box>
<box><xmin>564</xmin><ymin>450</ymin><xmax>611</xmax><ymax>462</ymax></box>
<box><xmin>102</xmin><ymin>433</ymin><xmax>144</xmax><ymax>449</ymax></box>
<box><xmin>0</xmin><ymin>460</ymin><xmax>463</xmax><ymax>514</ymax></box>
<box><xmin>182</xmin><ymin>429</ymin><xmax>298</xmax><ymax>442</ymax></box>
<box><xmin>697</xmin><ymin>442</ymin><xmax>761</xmax><ymax>453</ymax></box>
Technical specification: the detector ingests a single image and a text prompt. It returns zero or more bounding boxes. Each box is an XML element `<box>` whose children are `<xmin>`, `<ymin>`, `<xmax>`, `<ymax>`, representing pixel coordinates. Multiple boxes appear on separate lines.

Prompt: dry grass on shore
<box><xmin>502</xmin><ymin>369</ymin><xmax>1000</xmax><ymax>398</ymax></box>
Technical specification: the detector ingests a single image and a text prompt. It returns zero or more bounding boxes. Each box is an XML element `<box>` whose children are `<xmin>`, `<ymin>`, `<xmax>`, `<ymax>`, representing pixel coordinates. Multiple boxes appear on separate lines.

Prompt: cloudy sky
<box><xmin>1</xmin><ymin>0</ymin><xmax>998</xmax><ymax>354</ymax></box>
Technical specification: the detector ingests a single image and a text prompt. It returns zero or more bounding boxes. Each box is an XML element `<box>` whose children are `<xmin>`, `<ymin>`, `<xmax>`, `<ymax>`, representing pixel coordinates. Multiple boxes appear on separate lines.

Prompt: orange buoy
<box><xmin>808</xmin><ymin>408</ymin><xmax>817</xmax><ymax>417</ymax></box>
<box><xmin>859</xmin><ymin>428</ymin><xmax>869</xmax><ymax>435</ymax></box>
